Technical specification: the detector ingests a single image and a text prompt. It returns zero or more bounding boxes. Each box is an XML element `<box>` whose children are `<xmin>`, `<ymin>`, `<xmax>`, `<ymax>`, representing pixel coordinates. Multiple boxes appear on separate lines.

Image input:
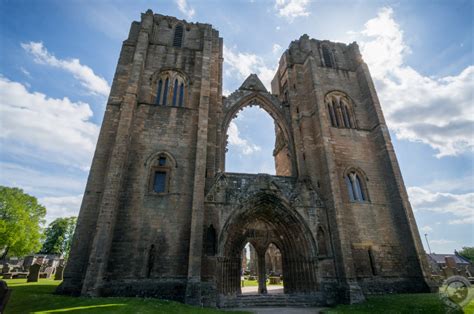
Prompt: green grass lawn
<box><xmin>3</xmin><ymin>279</ymin><xmax>249</xmax><ymax>314</ymax></box>
<box><xmin>4</xmin><ymin>279</ymin><xmax>474</xmax><ymax>313</ymax></box>
<box><xmin>242</xmin><ymin>279</ymin><xmax>283</xmax><ymax>287</ymax></box>
<box><xmin>323</xmin><ymin>292</ymin><xmax>474</xmax><ymax>314</ymax></box>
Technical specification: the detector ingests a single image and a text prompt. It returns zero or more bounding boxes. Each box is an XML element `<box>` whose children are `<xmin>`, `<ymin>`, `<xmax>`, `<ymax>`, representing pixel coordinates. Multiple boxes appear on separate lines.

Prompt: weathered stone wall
<box><xmin>59</xmin><ymin>11</ymin><xmax>431</xmax><ymax>307</ymax></box>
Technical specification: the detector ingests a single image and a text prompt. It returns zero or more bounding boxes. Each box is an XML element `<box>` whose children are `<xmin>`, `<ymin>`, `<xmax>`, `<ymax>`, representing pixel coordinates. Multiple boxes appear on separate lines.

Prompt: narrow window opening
<box><xmin>328</xmin><ymin>104</ymin><xmax>336</xmax><ymax>127</ymax></box>
<box><xmin>179</xmin><ymin>83</ymin><xmax>184</xmax><ymax>107</ymax></box>
<box><xmin>156</xmin><ymin>79</ymin><xmax>163</xmax><ymax>105</ymax></box>
<box><xmin>345</xmin><ymin>105</ymin><xmax>354</xmax><ymax>128</ymax></box>
<box><xmin>147</xmin><ymin>244</ymin><xmax>155</xmax><ymax>278</ymax></box>
<box><xmin>205</xmin><ymin>224</ymin><xmax>217</xmax><ymax>256</ymax></box>
<box><xmin>322</xmin><ymin>46</ymin><xmax>333</xmax><ymax>68</ymax></box>
<box><xmin>342</xmin><ymin>104</ymin><xmax>350</xmax><ymax>128</ymax></box>
<box><xmin>355</xmin><ymin>175</ymin><xmax>365</xmax><ymax>201</ymax></box>
<box><xmin>332</xmin><ymin>100</ymin><xmax>340</xmax><ymax>127</ymax></box>
<box><xmin>173</xmin><ymin>24</ymin><xmax>184</xmax><ymax>47</ymax></box>
<box><xmin>162</xmin><ymin>78</ymin><xmax>169</xmax><ymax>106</ymax></box>
<box><xmin>345</xmin><ymin>175</ymin><xmax>355</xmax><ymax>201</ymax></box>
<box><xmin>317</xmin><ymin>228</ymin><xmax>328</xmax><ymax>256</ymax></box>
<box><xmin>153</xmin><ymin>171</ymin><xmax>167</xmax><ymax>193</ymax></box>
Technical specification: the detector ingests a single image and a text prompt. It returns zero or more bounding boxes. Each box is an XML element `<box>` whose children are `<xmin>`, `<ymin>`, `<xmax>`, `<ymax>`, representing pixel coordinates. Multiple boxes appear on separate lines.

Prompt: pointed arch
<box><xmin>325</xmin><ymin>91</ymin><xmax>357</xmax><ymax>129</ymax></box>
<box><xmin>343</xmin><ymin>167</ymin><xmax>370</xmax><ymax>202</ymax></box>
<box><xmin>151</xmin><ymin>70</ymin><xmax>189</xmax><ymax>107</ymax></box>
<box><xmin>221</xmin><ymin>93</ymin><xmax>296</xmax><ymax>176</ymax></box>
<box><xmin>217</xmin><ymin>191</ymin><xmax>319</xmax><ymax>295</ymax></box>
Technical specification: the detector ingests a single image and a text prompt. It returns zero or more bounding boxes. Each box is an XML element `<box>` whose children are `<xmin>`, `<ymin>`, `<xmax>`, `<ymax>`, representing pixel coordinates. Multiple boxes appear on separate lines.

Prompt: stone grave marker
<box><xmin>27</xmin><ymin>264</ymin><xmax>41</xmax><ymax>283</ymax></box>
<box><xmin>44</xmin><ymin>267</ymin><xmax>54</xmax><ymax>279</ymax></box>
<box><xmin>54</xmin><ymin>265</ymin><xmax>64</xmax><ymax>281</ymax></box>
<box><xmin>1</xmin><ymin>265</ymin><xmax>9</xmax><ymax>274</ymax></box>
<box><xmin>0</xmin><ymin>280</ymin><xmax>12</xmax><ymax>314</ymax></box>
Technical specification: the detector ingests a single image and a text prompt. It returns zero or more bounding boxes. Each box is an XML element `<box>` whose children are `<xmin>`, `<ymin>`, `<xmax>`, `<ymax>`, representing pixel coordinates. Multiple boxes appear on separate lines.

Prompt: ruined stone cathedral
<box><xmin>57</xmin><ymin>10</ymin><xmax>432</xmax><ymax>307</ymax></box>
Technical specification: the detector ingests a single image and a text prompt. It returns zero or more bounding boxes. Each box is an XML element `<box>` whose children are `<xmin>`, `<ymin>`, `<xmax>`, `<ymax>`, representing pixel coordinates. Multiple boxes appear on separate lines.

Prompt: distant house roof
<box><xmin>427</xmin><ymin>253</ymin><xmax>471</xmax><ymax>265</ymax></box>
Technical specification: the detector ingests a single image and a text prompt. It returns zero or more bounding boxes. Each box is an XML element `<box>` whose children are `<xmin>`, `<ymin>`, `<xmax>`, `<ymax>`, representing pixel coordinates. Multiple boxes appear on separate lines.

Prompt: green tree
<box><xmin>458</xmin><ymin>247</ymin><xmax>474</xmax><ymax>263</ymax></box>
<box><xmin>41</xmin><ymin>217</ymin><xmax>77</xmax><ymax>257</ymax></box>
<box><xmin>0</xmin><ymin>186</ymin><xmax>46</xmax><ymax>259</ymax></box>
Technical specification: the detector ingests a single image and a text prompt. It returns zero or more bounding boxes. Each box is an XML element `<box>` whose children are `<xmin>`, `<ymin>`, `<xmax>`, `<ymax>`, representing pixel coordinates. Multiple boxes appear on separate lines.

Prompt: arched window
<box><xmin>317</xmin><ymin>227</ymin><xmax>329</xmax><ymax>256</ymax></box>
<box><xmin>205</xmin><ymin>224</ymin><xmax>217</xmax><ymax>256</ymax></box>
<box><xmin>345</xmin><ymin>170</ymin><xmax>368</xmax><ymax>202</ymax></box>
<box><xmin>322</xmin><ymin>45</ymin><xmax>333</xmax><ymax>68</ymax></box>
<box><xmin>148</xmin><ymin>153</ymin><xmax>175</xmax><ymax>194</ymax></box>
<box><xmin>173</xmin><ymin>24</ymin><xmax>184</xmax><ymax>47</ymax></box>
<box><xmin>153</xmin><ymin>71</ymin><xmax>188</xmax><ymax>107</ymax></box>
<box><xmin>156</xmin><ymin>79</ymin><xmax>163</xmax><ymax>105</ymax></box>
<box><xmin>325</xmin><ymin>91</ymin><xmax>357</xmax><ymax>129</ymax></box>
<box><xmin>162</xmin><ymin>78</ymin><xmax>169</xmax><ymax>106</ymax></box>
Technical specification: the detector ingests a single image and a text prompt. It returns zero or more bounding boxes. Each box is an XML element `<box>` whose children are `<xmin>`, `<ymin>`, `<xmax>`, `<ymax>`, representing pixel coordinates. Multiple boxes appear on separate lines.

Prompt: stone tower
<box><xmin>58</xmin><ymin>10</ymin><xmax>432</xmax><ymax>307</ymax></box>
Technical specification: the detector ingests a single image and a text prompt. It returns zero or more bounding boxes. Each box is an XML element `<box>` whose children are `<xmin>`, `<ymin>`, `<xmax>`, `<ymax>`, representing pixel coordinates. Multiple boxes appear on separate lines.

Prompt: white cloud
<box><xmin>175</xmin><ymin>0</ymin><xmax>195</xmax><ymax>19</ymax></box>
<box><xmin>20</xmin><ymin>67</ymin><xmax>31</xmax><ymax>78</ymax></box>
<box><xmin>39</xmin><ymin>195</ymin><xmax>83</xmax><ymax>223</ymax></box>
<box><xmin>408</xmin><ymin>186</ymin><xmax>474</xmax><ymax>225</ymax></box>
<box><xmin>228</xmin><ymin>121</ymin><xmax>261</xmax><ymax>155</ymax></box>
<box><xmin>420</xmin><ymin>225</ymin><xmax>433</xmax><ymax>233</ymax></box>
<box><xmin>0</xmin><ymin>76</ymin><xmax>99</xmax><ymax>170</ymax></box>
<box><xmin>223</xmin><ymin>45</ymin><xmax>276</xmax><ymax>91</ymax></box>
<box><xmin>274</xmin><ymin>0</ymin><xmax>310</xmax><ymax>21</ymax></box>
<box><xmin>272</xmin><ymin>43</ymin><xmax>283</xmax><ymax>54</ymax></box>
<box><xmin>0</xmin><ymin>162</ymin><xmax>86</xmax><ymax>197</ymax></box>
<box><xmin>21</xmin><ymin>41</ymin><xmax>110</xmax><ymax>97</ymax></box>
<box><xmin>358</xmin><ymin>7</ymin><xmax>474</xmax><ymax>157</ymax></box>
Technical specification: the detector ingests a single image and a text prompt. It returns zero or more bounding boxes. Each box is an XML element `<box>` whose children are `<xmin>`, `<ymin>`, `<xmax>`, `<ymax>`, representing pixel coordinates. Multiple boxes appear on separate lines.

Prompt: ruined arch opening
<box><xmin>217</xmin><ymin>192</ymin><xmax>318</xmax><ymax>296</ymax></box>
<box><xmin>224</xmin><ymin>103</ymin><xmax>293</xmax><ymax>176</ymax></box>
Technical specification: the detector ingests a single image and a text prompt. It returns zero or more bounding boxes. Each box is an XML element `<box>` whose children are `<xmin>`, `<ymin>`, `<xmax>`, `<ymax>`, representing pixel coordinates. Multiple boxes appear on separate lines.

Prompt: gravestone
<box><xmin>27</xmin><ymin>264</ymin><xmax>41</xmax><ymax>283</ymax></box>
<box><xmin>54</xmin><ymin>265</ymin><xmax>64</xmax><ymax>281</ymax></box>
<box><xmin>0</xmin><ymin>280</ymin><xmax>12</xmax><ymax>314</ymax></box>
<box><xmin>1</xmin><ymin>265</ymin><xmax>9</xmax><ymax>274</ymax></box>
<box><xmin>44</xmin><ymin>267</ymin><xmax>54</xmax><ymax>279</ymax></box>
<box><xmin>22</xmin><ymin>256</ymin><xmax>34</xmax><ymax>269</ymax></box>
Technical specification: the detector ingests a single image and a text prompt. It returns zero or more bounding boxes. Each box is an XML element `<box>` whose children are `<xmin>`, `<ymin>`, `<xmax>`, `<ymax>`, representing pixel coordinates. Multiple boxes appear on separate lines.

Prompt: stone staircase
<box><xmin>220</xmin><ymin>293</ymin><xmax>325</xmax><ymax>308</ymax></box>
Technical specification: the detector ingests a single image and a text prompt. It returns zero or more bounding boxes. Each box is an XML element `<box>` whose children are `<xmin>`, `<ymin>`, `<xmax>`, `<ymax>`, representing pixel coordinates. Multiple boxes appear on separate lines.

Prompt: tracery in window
<box><xmin>154</xmin><ymin>71</ymin><xmax>188</xmax><ymax>107</ymax></box>
<box><xmin>345</xmin><ymin>170</ymin><xmax>368</xmax><ymax>202</ymax></box>
<box><xmin>325</xmin><ymin>91</ymin><xmax>356</xmax><ymax>129</ymax></box>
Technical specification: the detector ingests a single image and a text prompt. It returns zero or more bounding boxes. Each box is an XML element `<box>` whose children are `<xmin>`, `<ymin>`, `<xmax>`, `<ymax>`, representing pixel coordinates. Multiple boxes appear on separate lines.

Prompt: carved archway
<box><xmin>217</xmin><ymin>191</ymin><xmax>319</xmax><ymax>296</ymax></box>
<box><xmin>220</xmin><ymin>92</ymin><xmax>296</xmax><ymax>176</ymax></box>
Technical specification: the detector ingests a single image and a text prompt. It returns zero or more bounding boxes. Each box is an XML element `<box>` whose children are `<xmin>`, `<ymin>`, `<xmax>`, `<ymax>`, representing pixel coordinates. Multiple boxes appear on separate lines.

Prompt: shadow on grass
<box><xmin>5</xmin><ymin>280</ymin><xmax>248</xmax><ymax>314</ymax></box>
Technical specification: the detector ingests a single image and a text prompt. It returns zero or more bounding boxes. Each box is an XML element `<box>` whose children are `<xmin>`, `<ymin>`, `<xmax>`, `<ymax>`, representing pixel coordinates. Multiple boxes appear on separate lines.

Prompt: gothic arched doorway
<box><xmin>217</xmin><ymin>191</ymin><xmax>319</xmax><ymax>297</ymax></box>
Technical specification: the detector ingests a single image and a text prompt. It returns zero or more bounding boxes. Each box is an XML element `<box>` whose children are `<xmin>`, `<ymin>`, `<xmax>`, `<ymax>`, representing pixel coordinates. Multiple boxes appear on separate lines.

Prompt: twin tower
<box><xmin>58</xmin><ymin>10</ymin><xmax>432</xmax><ymax>307</ymax></box>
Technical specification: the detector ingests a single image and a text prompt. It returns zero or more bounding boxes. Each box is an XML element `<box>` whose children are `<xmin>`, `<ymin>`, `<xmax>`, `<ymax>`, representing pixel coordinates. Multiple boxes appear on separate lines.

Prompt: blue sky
<box><xmin>0</xmin><ymin>0</ymin><xmax>472</xmax><ymax>254</ymax></box>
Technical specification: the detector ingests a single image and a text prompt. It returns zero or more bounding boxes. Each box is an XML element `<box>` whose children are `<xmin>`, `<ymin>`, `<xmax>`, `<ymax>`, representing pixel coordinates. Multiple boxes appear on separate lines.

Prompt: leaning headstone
<box><xmin>54</xmin><ymin>265</ymin><xmax>64</xmax><ymax>281</ymax></box>
<box><xmin>0</xmin><ymin>280</ymin><xmax>12</xmax><ymax>314</ymax></box>
<box><xmin>27</xmin><ymin>264</ymin><xmax>41</xmax><ymax>283</ymax></box>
